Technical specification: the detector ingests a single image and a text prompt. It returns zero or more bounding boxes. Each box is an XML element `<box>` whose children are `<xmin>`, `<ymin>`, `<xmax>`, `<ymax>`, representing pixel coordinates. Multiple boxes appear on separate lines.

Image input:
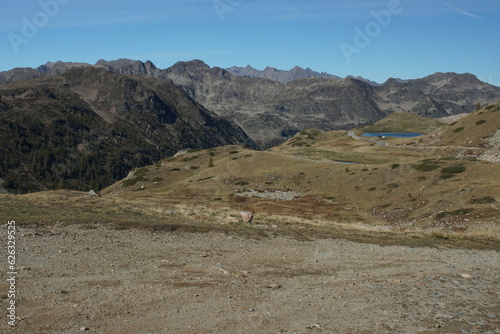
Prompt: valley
<box><xmin>0</xmin><ymin>61</ymin><xmax>499</xmax><ymax>333</ymax></box>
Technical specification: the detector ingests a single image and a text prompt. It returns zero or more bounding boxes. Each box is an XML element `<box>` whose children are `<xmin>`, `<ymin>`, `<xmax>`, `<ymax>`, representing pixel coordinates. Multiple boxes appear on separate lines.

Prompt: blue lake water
<box><xmin>361</xmin><ymin>132</ymin><xmax>423</xmax><ymax>138</ymax></box>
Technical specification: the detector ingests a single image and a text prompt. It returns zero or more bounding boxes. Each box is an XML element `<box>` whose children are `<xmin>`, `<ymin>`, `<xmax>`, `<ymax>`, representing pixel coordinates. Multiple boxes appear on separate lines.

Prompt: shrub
<box><xmin>440</xmin><ymin>164</ymin><xmax>466</xmax><ymax>179</ymax></box>
<box><xmin>469</xmin><ymin>196</ymin><xmax>496</xmax><ymax>204</ymax></box>
<box><xmin>387</xmin><ymin>183</ymin><xmax>399</xmax><ymax>189</ymax></box>
<box><xmin>189</xmin><ymin>166</ymin><xmax>199</xmax><ymax>170</ymax></box>
<box><xmin>182</xmin><ymin>155</ymin><xmax>199</xmax><ymax>162</ymax></box>
<box><xmin>452</xmin><ymin>127</ymin><xmax>465</xmax><ymax>133</ymax></box>
<box><xmin>234</xmin><ymin>181</ymin><xmax>249</xmax><ymax>186</ymax></box>
<box><xmin>412</xmin><ymin>163</ymin><xmax>440</xmax><ymax>172</ymax></box>
<box><xmin>435</xmin><ymin>208</ymin><xmax>474</xmax><ymax>220</ymax></box>
<box><xmin>452</xmin><ymin>208</ymin><xmax>474</xmax><ymax>215</ymax></box>
<box><xmin>391</xmin><ymin>164</ymin><xmax>400</xmax><ymax>169</ymax></box>
<box><xmin>475</xmin><ymin>120</ymin><xmax>487</xmax><ymax>125</ymax></box>
<box><xmin>121</xmin><ymin>168</ymin><xmax>149</xmax><ymax>187</ymax></box>
<box><xmin>435</xmin><ymin>212</ymin><xmax>448</xmax><ymax>220</ymax></box>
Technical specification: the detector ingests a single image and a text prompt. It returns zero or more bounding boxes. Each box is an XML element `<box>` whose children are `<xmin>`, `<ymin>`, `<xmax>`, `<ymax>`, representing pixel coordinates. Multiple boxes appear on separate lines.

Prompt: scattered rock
<box><xmin>459</xmin><ymin>274</ymin><xmax>472</xmax><ymax>279</ymax></box>
<box><xmin>266</xmin><ymin>283</ymin><xmax>282</xmax><ymax>290</ymax></box>
<box><xmin>52</xmin><ymin>289</ymin><xmax>68</xmax><ymax>294</ymax></box>
<box><xmin>236</xmin><ymin>190</ymin><xmax>302</xmax><ymax>201</ymax></box>
<box><xmin>88</xmin><ymin>189</ymin><xmax>99</xmax><ymax>197</ymax></box>
<box><xmin>79</xmin><ymin>326</ymin><xmax>88</xmax><ymax>331</ymax></box>
<box><xmin>240</xmin><ymin>211</ymin><xmax>254</xmax><ymax>223</ymax></box>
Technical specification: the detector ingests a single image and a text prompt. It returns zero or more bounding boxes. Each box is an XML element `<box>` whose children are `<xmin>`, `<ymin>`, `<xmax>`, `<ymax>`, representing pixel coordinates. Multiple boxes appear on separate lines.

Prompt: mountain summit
<box><xmin>226</xmin><ymin>65</ymin><xmax>340</xmax><ymax>83</ymax></box>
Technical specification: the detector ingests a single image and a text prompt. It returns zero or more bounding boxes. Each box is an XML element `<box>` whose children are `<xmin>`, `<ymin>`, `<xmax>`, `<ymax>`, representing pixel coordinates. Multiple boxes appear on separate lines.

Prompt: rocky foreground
<box><xmin>2</xmin><ymin>224</ymin><xmax>498</xmax><ymax>333</ymax></box>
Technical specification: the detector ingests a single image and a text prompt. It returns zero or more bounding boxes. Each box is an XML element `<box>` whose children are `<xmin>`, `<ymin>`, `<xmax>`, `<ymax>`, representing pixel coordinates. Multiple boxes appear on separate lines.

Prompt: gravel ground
<box><xmin>1</xmin><ymin>224</ymin><xmax>499</xmax><ymax>334</ymax></box>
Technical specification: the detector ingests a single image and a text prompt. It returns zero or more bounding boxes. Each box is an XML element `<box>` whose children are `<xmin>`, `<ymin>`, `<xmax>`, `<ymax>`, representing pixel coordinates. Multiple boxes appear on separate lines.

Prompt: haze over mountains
<box><xmin>1</xmin><ymin>58</ymin><xmax>500</xmax><ymax>193</ymax></box>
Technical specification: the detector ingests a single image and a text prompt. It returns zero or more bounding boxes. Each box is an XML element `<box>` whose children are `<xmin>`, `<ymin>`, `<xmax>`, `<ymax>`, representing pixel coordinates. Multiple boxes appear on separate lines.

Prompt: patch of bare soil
<box><xmin>2</xmin><ymin>224</ymin><xmax>499</xmax><ymax>333</ymax></box>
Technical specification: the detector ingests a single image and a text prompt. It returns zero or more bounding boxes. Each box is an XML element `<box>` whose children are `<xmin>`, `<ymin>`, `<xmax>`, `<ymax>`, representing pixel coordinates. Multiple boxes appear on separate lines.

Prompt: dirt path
<box><xmin>2</xmin><ymin>224</ymin><xmax>499</xmax><ymax>333</ymax></box>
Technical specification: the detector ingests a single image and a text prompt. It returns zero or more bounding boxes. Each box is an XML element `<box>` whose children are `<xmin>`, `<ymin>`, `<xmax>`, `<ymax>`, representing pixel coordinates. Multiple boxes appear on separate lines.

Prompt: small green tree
<box><xmin>208</xmin><ymin>158</ymin><xmax>215</xmax><ymax>168</ymax></box>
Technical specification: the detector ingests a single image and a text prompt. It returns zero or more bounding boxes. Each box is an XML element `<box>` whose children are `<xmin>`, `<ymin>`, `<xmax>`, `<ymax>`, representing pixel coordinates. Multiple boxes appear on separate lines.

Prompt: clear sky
<box><xmin>1</xmin><ymin>0</ymin><xmax>499</xmax><ymax>85</ymax></box>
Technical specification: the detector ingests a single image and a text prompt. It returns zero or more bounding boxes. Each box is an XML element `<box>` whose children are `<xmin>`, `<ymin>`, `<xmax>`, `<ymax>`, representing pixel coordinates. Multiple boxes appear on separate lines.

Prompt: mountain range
<box><xmin>2</xmin><ymin>59</ymin><xmax>499</xmax><ymax>149</ymax></box>
<box><xmin>1</xmin><ymin>59</ymin><xmax>499</xmax><ymax>193</ymax></box>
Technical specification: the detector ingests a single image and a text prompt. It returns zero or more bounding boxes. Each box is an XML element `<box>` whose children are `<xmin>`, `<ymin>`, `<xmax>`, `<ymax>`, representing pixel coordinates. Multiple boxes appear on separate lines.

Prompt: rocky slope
<box><xmin>2</xmin><ymin>59</ymin><xmax>500</xmax><ymax>148</ymax></box>
<box><xmin>166</xmin><ymin>61</ymin><xmax>500</xmax><ymax>147</ymax></box>
<box><xmin>0</xmin><ymin>67</ymin><xmax>256</xmax><ymax>193</ymax></box>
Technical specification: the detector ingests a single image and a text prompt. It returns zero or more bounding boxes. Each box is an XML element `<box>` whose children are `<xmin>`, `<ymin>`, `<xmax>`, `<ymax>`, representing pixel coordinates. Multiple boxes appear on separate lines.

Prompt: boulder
<box><xmin>240</xmin><ymin>211</ymin><xmax>253</xmax><ymax>223</ymax></box>
<box><xmin>88</xmin><ymin>189</ymin><xmax>99</xmax><ymax>197</ymax></box>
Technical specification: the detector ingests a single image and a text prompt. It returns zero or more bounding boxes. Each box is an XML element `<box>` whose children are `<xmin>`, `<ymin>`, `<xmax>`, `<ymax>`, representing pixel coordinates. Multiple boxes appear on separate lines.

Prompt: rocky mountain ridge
<box><xmin>1</xmin><ymin>59</ymin><xmax>500</xmax><ymax>149</ymax></box>
<box><xmin>225</xmin><ymin>65</ymin><xmax>340</xmax><ymax>83</ymax></box>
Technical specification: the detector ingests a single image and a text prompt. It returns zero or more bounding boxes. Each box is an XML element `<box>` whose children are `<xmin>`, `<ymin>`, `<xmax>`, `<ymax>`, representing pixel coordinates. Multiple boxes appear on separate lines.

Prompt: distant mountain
<box><xmin>346</xmin><ymin>76</ymin><xmax>381</xmax><ymax>86</ymax></box>
<box><xmin>164</xmin><ymin>60</ymin><xmax>500</xmax><ymax>148</ymax></box>
<box><xmin>226</xmin><ymin>65</ymin><xmax>340</xmax><ymax>84</ymax></box>
<box><xmin>1</xmin><ymin>59</ymin><xmax>499</xmax><ymax>149</ymax></box>
<box><xmin>0</xmin><ymin>67</ymin><xmax>256</xmax><ymax>193</ymax></box>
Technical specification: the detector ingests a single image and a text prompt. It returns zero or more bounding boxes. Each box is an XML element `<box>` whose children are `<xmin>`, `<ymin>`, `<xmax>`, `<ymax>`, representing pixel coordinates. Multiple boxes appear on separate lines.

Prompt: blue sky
<box><xmin>1</xmin><ymin>0</ymin><xmax>499</xmax><ymax>85</ymax></box>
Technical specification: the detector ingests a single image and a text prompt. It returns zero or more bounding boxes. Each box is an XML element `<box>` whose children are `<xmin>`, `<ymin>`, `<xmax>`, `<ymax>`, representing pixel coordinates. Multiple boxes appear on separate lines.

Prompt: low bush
<box><xmin>469</xmin><ymin>196</ymin><xmax>496</xmax><ymax>204</ymax></box>
<box><xmin>234</xmin><ymin>181</ymin><xmax>249</xmax><ymax>186</ymax></box>
<box><xmin>182</xmin><ymin>155</ymin><xmax>199</xmax><ymax>162</ymax></box>
<box><xmin>412</xmin><ymin>163</ymin><xmax>440</xmax><ymax>172</ymax></box>
<box><xmin>440</xmin><ymin>164</ymin><xmax>466</xmax><ymax>179</ymax></box>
